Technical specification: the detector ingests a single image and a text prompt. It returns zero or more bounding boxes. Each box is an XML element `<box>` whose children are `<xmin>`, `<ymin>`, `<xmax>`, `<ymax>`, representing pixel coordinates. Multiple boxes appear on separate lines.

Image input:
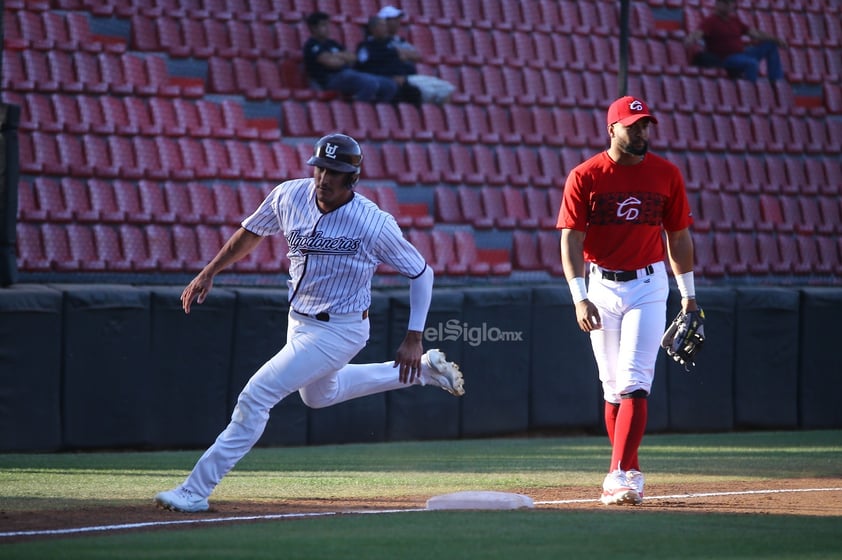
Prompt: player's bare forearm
<box><xmin>560</xmin><ymin>229</ymin><xmax>587</xmax><ymax>280</ymax></box>
<box><xmin>394</xmin><ymin>330</ymin><xmax>424</xmax><ymax>384</ymax></box>
<box><xmin>666</xmin><ymin>228</ymin><xmax>700</xmax><ymax>312</ymax></box>
<box><xmin>560</xmin><ymin>229</ymin><xmax>600</xmax><ymax>331</ymax></box>
<box><xmin>181</xmin><ymin>228</ymin><xmax>263</xmax><ymax>314</ymax></box>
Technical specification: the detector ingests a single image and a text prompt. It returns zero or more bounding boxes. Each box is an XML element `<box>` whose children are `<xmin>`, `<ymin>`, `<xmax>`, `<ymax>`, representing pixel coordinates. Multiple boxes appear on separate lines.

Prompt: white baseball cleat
<box><xmin>625</xmin><ymin>469</ymin><xmax>645</xmax><ymax>500</ymax></box>
<box><xmin>600</xmin><ymin>470</ymin><xmax>642</xmax><ymax>506</ymax></box>
<box><xmin>155</xmin><ymin>486</ymin><xmax>209</xmax><ymax>513</ymax></box>
<box><xmin>422</xmin><ymin>349</ymin><xmax>465</xmax><ymax>396</ymax></box>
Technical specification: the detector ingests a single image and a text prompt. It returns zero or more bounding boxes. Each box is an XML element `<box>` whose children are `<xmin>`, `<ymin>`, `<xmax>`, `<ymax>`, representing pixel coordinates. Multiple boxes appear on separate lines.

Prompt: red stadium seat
<box><xmin>692</xmin><ymin>232</ymin><xmax>725</xmax><ymax>277</ymax></box>
<box><xmin>734</xmin><ymin>232</ymin><xmax>771</xmax><ymax>275</ymax></box>
<box><xmin>16</xmin><ymin>223</ymin><xmax>51</xmax><ymax>272</ymax></box>
<box><xmin>61</xmin><ymin>177</ymin><xmax>99</xmax><ymax>222</ymax></box>
<box><xmin>480</xmin><ymin>187</ymin><xmax>517</xmax><ymax>229</ymax></box>
<box><xmin>90</xmin><ymin>223</ymin><xmax>130</xmax><ymax>271</ymax></box>
<box><xmin>118</xmin><ymin>224</ymin><xmax>156</xmax><ymax>271</ymax></box>
<box><xmin>454</xmin><ymin>229</ymin><xmax>511</xmax><ymax>276</ymax></box>
<box><xmin>713</xmin><ymin>232</ymin><xmax>748</xmax><ymax>276</ymax></box>
<box><xmin>457</xmin><ymin>186</ymin><xmax>494</xmax><ymax>229</ymax></box>
<box><xmin>512</xmin><ymin>230</ymin><xmax>542</xmax><ymax>271</ymax></box>
<box><xmin>755</xmin><ymin>232</ymin><xmax>793</xmax><ymax>275</ymax></box>
<box><xmin>434</xmin><ymin>186</ymin><xmax>464</xmax><ymax>224</ymax></box>
<box><xmin>146</xmin><ymin>224</ymin><xmax>183</xmax><ymax>272</ymax></box>
<box><xmin>501</xmin><ymin>186</ymin><xmax>539</xmax><ymax>229</ymax></box>
<box><xmin>536</xmin><ymin>230</ymin><xmax>564</xmax><ymax>276</ymax></box>
<box><xmin>33</xmin><ymin>177</ymin><xmax>72</xmax><ymax>222</ymax></box>
<box><xmin>41</xmin><ymin>223</ymin><xmax>78</xmax><ymax>271</ymax></box>
<box><xmin>137</xmin><ymin>180</ymin><xmax>176</xmax><ymax>223</ymax></box>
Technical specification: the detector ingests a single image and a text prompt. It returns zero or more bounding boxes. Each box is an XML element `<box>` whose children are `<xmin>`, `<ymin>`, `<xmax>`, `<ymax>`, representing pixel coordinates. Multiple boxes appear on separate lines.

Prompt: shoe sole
<box><xmin>600</xmin><ymin>488</ymin><xmax>642</xmax><ymax>506</ymax></box>
<box><xmin>426</xmin><ymin>351</ymin><xmax>465</xmax><ymax>396</ymax></box>
<box><xmin>155</xmin><ymin>495</ymin><xmax>209</xmax><ymax>513</ymax></box>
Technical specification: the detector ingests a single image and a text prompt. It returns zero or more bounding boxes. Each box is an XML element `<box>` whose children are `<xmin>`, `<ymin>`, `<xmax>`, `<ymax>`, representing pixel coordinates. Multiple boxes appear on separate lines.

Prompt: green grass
<box><xmin>1</xmin><ymin>430</ymin><xmax>841</xmax><ymax>559</ymax></box>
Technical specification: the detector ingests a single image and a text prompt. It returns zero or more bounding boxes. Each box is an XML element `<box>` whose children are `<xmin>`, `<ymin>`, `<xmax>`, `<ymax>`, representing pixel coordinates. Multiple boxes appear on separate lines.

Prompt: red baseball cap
<box><xmin>606</xmin><ymin>96</ymin><xmax>658</xmax><ymax>126</ymax></box>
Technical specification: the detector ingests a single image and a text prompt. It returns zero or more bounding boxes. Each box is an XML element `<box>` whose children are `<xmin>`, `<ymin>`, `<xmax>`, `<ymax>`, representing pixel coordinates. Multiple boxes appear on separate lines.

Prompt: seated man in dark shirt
<box><xmin>355</xmin><ymin>15</ymin><xmax>422</xmax><ymax>105</ymax></box>
<box><xmin>302</xmin><ymin>11</ymin><xmax>398</xmax><ymax>102</ymax></box>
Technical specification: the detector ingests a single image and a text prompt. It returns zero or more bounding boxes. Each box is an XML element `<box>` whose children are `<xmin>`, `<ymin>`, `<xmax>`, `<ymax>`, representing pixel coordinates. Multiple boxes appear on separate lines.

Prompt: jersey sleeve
<box><xmin>373</xmin><ymin>214</ymin><xmax>427</xmax><ymax>278</ymax></box>
<box><xmin>241</xmin><ymin>184</ymin><xmax>283</xmax><ymax>236</ymax></box>
<box><xmin>556</xmin><ymin>166</ymin><xmax>590</xmax><ymax>231</ymax></box>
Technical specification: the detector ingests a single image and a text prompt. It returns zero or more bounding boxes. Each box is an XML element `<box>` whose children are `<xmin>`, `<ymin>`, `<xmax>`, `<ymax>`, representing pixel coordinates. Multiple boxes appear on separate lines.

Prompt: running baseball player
<box><xmin>558</xmin><ymin>97</ymin><xmax>700</xmax><ymax>506</ymax></box>
<box><xmin>155</xmin><ymin>133</ymin><xmax>464</xmax><ymax>513</ymax></box>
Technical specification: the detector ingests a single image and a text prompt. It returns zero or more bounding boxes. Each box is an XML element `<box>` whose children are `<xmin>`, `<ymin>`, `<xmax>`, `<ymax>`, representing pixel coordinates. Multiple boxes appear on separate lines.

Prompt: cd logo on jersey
<box><xmin>287</xmin><ymin>230</ymin><xmax>361</xmax><ymax>255</ymax></box>
<box><xmin>616</xmin><ymin>197</ymin><xmax>642</xmax><ymax>221</ymax></box>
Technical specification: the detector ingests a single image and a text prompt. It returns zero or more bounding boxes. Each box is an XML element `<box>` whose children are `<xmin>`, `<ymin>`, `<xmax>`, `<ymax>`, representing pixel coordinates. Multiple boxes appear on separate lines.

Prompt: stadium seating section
<box><xmin>3</xmin><ymin>0</ymin><xmax>841</xmax><ymax>284</ymax></box>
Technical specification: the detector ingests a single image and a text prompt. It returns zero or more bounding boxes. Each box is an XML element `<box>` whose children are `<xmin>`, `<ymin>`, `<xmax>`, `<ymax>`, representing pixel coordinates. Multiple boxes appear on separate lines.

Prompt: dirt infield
<box><xmin>2</xmin><ymin>479</ymin><xmax>840</xmax><ymax>542</ymax></box>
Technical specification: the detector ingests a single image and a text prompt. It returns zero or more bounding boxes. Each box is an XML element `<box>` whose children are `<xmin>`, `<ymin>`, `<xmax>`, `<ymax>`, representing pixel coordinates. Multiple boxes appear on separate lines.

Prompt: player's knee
<box><xmin>298</xmin><ymin>387</ymin><xmax>330</xmax><ymax>409</ymax></box>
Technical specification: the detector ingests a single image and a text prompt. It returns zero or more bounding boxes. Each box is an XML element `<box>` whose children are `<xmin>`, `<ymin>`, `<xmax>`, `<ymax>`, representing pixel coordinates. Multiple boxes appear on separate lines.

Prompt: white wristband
<box><xmin>675</xmin><ymin>271</ymin><xmax>696</xmax><ymax>299</ymax></box>
<box><xmin>568</xmin><ymin>277</ymin><xmax>588</xmax><ymax>303</ymax></box>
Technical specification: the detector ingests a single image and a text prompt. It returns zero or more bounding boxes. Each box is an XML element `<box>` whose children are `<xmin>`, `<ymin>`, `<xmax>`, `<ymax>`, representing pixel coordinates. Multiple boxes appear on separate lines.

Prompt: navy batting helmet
<box><xmin>306</xmin><ymin>134</ymin><xmax>363</xmax><ymax>176</ymax></box>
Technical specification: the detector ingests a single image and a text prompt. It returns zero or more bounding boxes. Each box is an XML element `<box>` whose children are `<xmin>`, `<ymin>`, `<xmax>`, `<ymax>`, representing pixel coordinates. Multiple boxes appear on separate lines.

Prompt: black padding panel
<box><xmin>59</xmin><ymin>285</ymin><xmax>152</xmax><ymax>449</ymax></box>
<box><xmin>386</xmin><ymin>289</ymin><xmax>464</xmax><ymax>441</ymax></box>
<box><xmin>529</xmin><ymin>285</ymin><xmax>601</xmax><ymax>431</ymax></box>
<box><xmin>734</xmin><ymin>288</ymin><xmax>799</xmax><ymax>428</ymax></box>
<box><xmin>0</xmin><ymin>103</ymin><xmax>20</xmax><ymax>287</ymax></box>
<box><xmin>148</xmin><ymin>286</ymin><xmax>236</xmax><ymax>447</ymax></box>
<box><xmin>459</xmin><ymin>287</ymin><xmax>532</xmax><ymax>437</ymax></box>
<box><xmin>799</xmin><ymin>288</ymin><xmax>842</xmax><ymax>428</ymax></box>
<box><xmin>666</xmin><ymin>287</ymin><xmax>737</xmax><ymax>431</ymax></box>
<box><xmin>307</xmin><ymin>292</ymin><xmax>390</xmax><ymax>445</ymax></box>
<box><xmin>229</xmin><ymin>288</ymin><xmax>306</xmax><ymax>447</ymax></box>
<box><xmin>0</xmin><ymin>285</ymin><xmax>63</xmax><ymax>451</ymax></box>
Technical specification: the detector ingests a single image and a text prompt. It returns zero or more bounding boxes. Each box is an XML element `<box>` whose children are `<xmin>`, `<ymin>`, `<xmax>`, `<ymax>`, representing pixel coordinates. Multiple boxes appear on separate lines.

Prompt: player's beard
<box><xmin>620</xmin><ymin>139</ymin><xmax>649</xmax><ymax>157</ymax></box>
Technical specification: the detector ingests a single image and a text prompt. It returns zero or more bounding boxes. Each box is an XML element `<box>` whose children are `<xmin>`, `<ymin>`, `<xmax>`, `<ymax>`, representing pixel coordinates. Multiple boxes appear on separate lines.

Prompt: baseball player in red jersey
<box><xmin>558</xmin><ymin>97</ymin><xmax>699</xmax><ymax>506</ymax></box>
<box><xmin>155</xmin><ymin>133</ymin><xmax>464</xmax><ymax>513</ymax></box>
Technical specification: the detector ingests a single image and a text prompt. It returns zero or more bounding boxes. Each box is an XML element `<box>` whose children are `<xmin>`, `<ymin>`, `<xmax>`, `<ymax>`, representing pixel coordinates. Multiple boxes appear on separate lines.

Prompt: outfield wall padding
<box><xmin>0</xmin><ymin>103</ymin><xmax>20</xmax><ymax>287</ymax></box>
<box><xmin>528</xmin><ymin>286</ymin><xmax>601</xmax><ymax>431</ymax></box>
<box><xmin>734</xmin><ymin>288</ymin><xmax>800</xmax><ymax>429</ymax></box>
<box><xmin>386</xmin><ymin>289</ymin><xmax>464</xmax><ymax>441</ymax></box>
<box><xmin>1</xmin><ymin>283</ymin><xmax>841</xmax><ymax>451</ymax></box>
<box><xmin>666</xmin><ymin>287</ymin><xmax>737</xmax><ymax>432</ymax></box>
<box><xmin>798</xmin><ymin>288</ymin><xmax>842</xmax><ymax>429</ymax></box>
<box><xmin>459</xmin><ymin>287</ymin><xmax>532</xmax><ymax>437</ymax></box>
<box><xmin>148</xmin><ymin>286</ymin><xmax>236</xmax><ymax>447</ymax></box>
<box><xmin>0</xmin><ymin>285</ymin><xmax>63</xmax><ymax>451</ymax></box>
<box><xmin>228</xmin><ymin>288</ymin><xmax>307</xmax><ymax>447</ymax></box>
<box><xmin>306</xmin><ymin>292</ymin><xmax>390</xmax><ymax>445</ymax></box>
<box><xmin>58</xmin><ymin>285</ymin><xmax>152</xmax><ymax>448</ymax></box>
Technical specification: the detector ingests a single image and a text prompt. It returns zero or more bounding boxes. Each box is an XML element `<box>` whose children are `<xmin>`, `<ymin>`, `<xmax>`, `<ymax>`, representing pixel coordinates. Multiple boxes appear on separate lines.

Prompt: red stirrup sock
<box><xmin>604</xmin><ymin>401</ymin><xmax>620</xmax><ymax>447</ymax></box>
<box><xmin>609</xmin><ymin>396</ymin><xmax>648</xmax><ymax>472</ymax></box>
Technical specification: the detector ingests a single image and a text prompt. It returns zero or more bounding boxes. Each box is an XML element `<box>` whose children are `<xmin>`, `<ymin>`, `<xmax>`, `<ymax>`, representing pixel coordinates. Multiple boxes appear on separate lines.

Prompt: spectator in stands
<box><xmin>684</xmin><ymin>0</ymin><xmax>786</xmax><ymax>82</ymax></box>
<box><xmin>302</xmin><ymin>11</ymin><xmax>398</xmax><ymax>102</ymax></box>
<box><xmin>356</xmin><ymin>15</ymin><xmax>423</xmax><ymax>105</ymax></box>
<box><xmin>376</xmin><ymin>5</ymin><xmax>456</xmax><ymax>104</ymax></box>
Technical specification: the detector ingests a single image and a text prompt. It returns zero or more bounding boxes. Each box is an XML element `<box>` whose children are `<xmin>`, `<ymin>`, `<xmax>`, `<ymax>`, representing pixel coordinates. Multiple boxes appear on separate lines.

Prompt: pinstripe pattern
<box><xmin>241</xmin><ymin>178</ymin><xmax>426</xmax><ymax>314</ymax></box>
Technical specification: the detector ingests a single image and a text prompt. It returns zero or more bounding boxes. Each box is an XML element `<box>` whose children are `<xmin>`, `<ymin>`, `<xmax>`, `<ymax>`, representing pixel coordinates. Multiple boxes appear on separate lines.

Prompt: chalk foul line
<box><xmin>3</xmin><ymin>487</ymin><xmax>841</xmax><ymax>539</ymax></box>
<box><xmin>534</xmin><ymin>486</ymin><xmax>842</xmax><ymax>505</ymax></box>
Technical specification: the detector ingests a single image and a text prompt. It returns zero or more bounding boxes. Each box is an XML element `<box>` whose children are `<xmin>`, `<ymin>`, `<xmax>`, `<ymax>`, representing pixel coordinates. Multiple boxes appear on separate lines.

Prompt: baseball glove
<box><xmin>661</xmin><ymin>309</ymin><xmax>705</xmax><ymax>371</ymax></box>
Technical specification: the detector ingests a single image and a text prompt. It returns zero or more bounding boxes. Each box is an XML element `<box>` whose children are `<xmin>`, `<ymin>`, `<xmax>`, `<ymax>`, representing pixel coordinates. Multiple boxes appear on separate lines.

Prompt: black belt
<box><xmin>294</xmin><ymin>310</ymin><xmax>368</xmax><ymax>322</ymax></box>
<box><xmin>594</xmin><ymin>264</ymin><xmax>654</xmax><ymax>282</ymax></box>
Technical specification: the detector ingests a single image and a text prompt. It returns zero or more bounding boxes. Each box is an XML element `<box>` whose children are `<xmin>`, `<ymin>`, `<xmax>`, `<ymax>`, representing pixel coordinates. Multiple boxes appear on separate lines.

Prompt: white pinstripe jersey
<box><xmin>241</xmin><ymin>178</ymin><xmax>427</xmax><ymax>315</ymax></box>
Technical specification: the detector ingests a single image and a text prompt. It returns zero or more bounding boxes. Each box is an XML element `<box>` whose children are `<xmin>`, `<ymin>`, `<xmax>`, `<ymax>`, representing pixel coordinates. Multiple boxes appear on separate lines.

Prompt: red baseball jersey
<box><xmin>557</xmin><ymin>151</ymin><xmax>693</xmax><ymax>271</ymax></box>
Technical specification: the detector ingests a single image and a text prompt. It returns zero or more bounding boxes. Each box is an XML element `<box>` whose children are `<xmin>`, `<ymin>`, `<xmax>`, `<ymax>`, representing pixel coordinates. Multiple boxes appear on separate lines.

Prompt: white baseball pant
<box><xmin>586</xmin><ymin>261</ymin><xmax>669</xmax><ymax>404</ymax></box>
<box><xmin>181</xmin><ymin>311</ymin><xmax>419</xmax><ymax>498</ymax></box>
